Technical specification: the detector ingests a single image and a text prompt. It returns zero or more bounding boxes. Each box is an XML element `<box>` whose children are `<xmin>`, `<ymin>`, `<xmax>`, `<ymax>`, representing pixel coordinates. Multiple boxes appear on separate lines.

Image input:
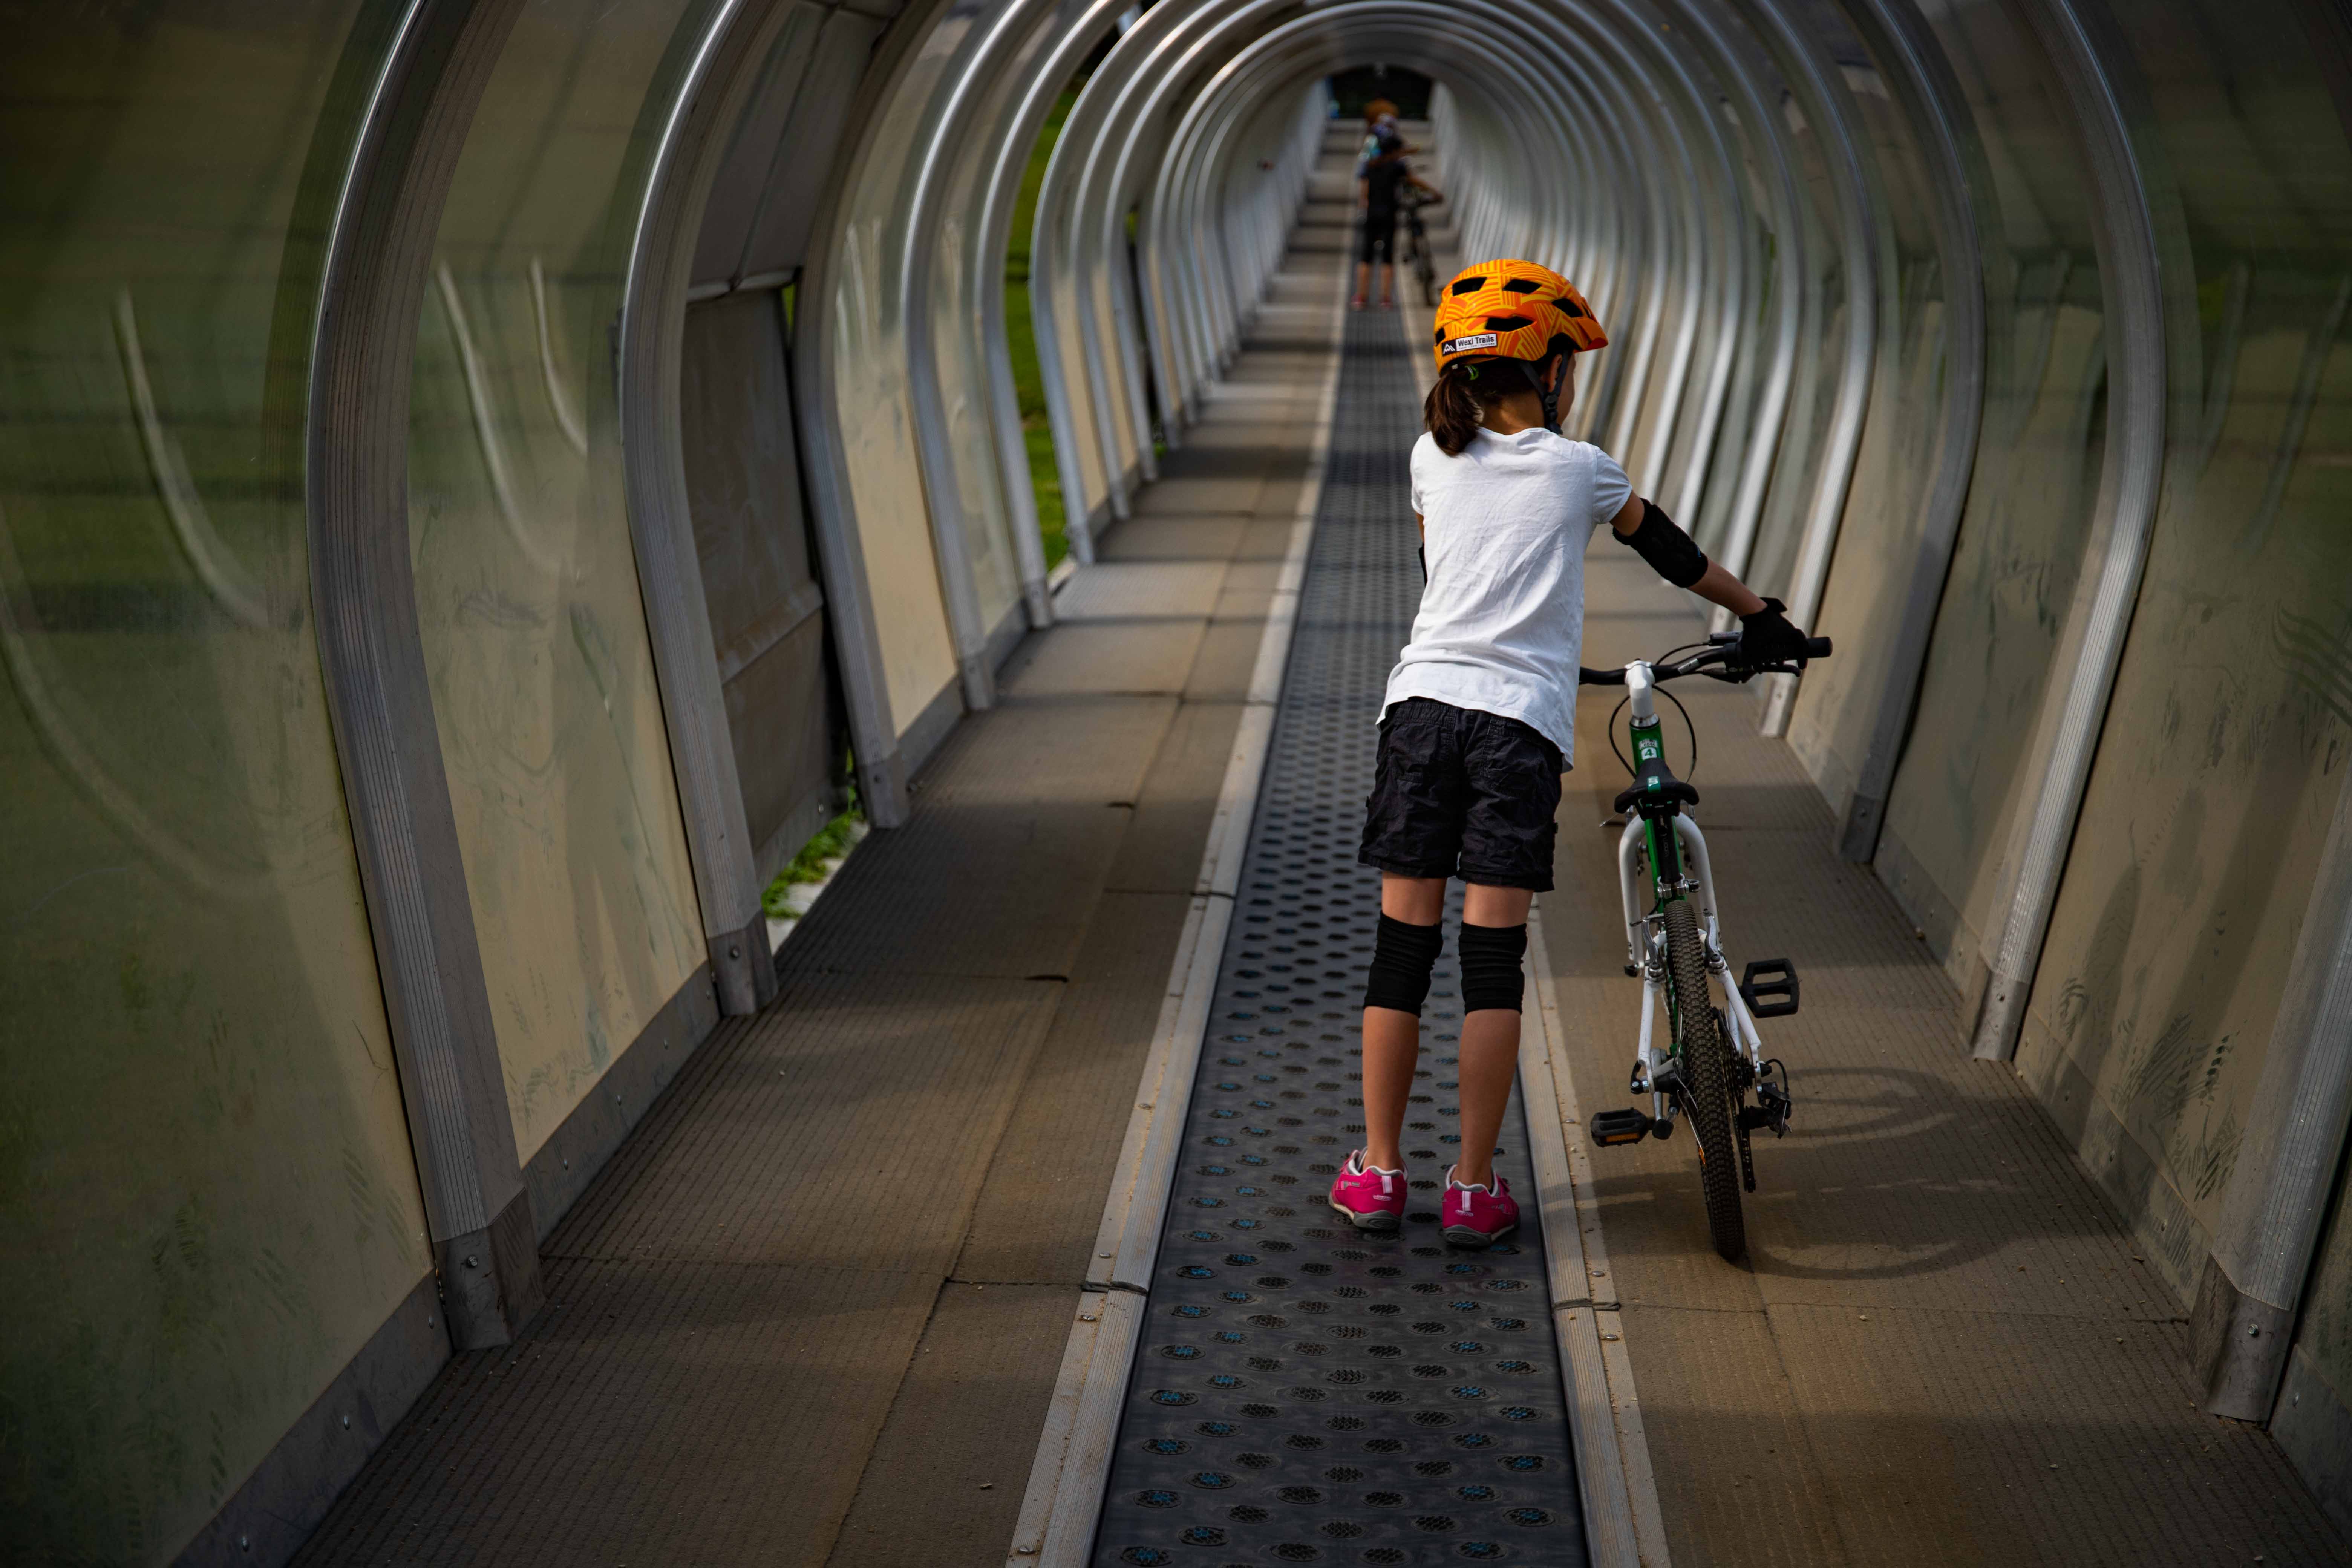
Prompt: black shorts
<box><xmin>1358</xmin><ymin>698</ymin><xmax>1564</xmax><ymax>891</ymax></box>
<box><xmin>1359</xmin><ymin>210</ymin><xmax>1396</xmax><ymax>263</ymax></box>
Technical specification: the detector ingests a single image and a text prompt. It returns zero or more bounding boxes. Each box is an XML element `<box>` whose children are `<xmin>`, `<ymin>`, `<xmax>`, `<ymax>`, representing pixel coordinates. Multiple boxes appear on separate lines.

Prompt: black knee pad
<box><xmin>1364</xmin><ymin>914</ymin><xmax>1444</xmax><ymax>1013</ymax></box>
<box><xmin>1458</xmin><ymin>922</ymin><xmax>1528</xmax><ymax>1012</ymax></box>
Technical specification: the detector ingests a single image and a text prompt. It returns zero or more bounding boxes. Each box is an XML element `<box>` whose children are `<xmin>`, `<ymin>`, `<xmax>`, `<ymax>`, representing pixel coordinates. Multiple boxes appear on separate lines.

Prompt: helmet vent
<box><xmin>1449</xmin><ymin>277</ymin><xmax>1485</xmax><ymax>296</ymax></box>
<box><xmin>1499</xmin><ymin>279</ymin><xmax>1542</xmax><ymax>294</ymax></box>
<box><xmin>1482</xmin><ymin>315</ymin><xmax>1531</xmax><ymax>332</ymax></box>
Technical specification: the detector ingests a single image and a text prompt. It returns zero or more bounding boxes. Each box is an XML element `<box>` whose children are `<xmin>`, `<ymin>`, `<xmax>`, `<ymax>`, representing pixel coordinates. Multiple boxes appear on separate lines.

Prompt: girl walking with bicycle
<box><xmin>1329</xmin><ymin>260</ymin><xmax>1813</xmax><ymax>1246</ymax></box>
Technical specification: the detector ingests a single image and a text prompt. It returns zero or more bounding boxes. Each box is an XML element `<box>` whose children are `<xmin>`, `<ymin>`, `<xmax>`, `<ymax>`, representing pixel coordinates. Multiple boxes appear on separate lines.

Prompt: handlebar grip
<box><xmin>1805</xmin><ymin>636</ymin><xmax>1833</xmax><ymax>658</ymax></box>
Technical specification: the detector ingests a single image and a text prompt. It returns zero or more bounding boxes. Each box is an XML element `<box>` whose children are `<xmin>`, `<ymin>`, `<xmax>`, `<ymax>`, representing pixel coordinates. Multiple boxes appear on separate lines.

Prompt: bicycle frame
<box><xmin>1611</xmin><ymin>660</ymin><xmax>1772</xmax><ymax>1129</ymax></box>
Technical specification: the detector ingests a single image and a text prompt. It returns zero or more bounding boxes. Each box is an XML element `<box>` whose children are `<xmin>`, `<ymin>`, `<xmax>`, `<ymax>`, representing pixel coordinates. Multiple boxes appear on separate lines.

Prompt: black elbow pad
<box><xmin>1614</xmin><ymin>498</ymin><xmax>1709</xmax><ymax>588</ymax></box>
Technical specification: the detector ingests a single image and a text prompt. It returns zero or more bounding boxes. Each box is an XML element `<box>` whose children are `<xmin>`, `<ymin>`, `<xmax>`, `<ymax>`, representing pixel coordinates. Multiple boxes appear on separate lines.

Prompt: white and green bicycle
<box><xmin>1581</xmin><ymin>632</ymin><xmax>1830</xmax><ymax>1262</ymax></box>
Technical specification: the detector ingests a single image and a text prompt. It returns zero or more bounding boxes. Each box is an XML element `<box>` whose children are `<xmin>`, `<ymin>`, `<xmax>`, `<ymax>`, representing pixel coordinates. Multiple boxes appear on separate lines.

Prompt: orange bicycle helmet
<box><xmin>1432</xmin><ymin>259</ymin><xmax>1606</xmax><ymax>432</ymax></box>
<box><xmin>1432</xmin><ymin>259</ymin><xmax>1607</xmax><ymax>372</ymax></box>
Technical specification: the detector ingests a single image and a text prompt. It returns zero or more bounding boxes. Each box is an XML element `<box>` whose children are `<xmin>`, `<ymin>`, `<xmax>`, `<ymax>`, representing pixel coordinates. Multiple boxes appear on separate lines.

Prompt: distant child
<box><xmin>1352</xmin><ymin>100</ymin><xmax>1436</xmax><ymax>310</ymax></box>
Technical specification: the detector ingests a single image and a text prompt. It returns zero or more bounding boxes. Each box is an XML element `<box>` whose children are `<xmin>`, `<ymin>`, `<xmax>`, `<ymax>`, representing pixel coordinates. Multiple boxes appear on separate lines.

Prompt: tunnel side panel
<box><xmin>2012</xmin><ymin>0</ymin><xmax>2352</xmax><ymax>1305</ymax></box>
<box><xmin>1873</xmin><ymin>0</ymin><xmax>2110</xmax><ymax>997</ymax></box>
<box><xmin>822</xmin><ymin>0</ymin><xmax>977</xmax><ymax>738</ymax></box>
<box><xmin>406</xmin><ymin>0</ymin><xmax>708</xmax><ymax>1170</ymax></box>
<box><xmin>0</xmin><ymin>7</ymin><xmax>437</xmax><ymax>1560</ymax></box>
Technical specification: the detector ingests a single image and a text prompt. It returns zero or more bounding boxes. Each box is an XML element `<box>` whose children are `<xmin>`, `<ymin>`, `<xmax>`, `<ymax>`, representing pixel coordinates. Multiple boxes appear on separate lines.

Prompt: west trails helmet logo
<box><xmin>1440</xmin><ymin>332</ymin><xmax>1498</xmax><ymax>355</ymax></box>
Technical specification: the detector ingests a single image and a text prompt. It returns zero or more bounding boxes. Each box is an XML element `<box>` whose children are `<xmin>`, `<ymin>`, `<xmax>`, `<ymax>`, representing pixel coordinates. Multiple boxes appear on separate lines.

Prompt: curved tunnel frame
<box><xmin>116</xmin><ymin>0</ymin><xmax>2352</xmax><ymax>1556</ymax></box>
<box><xmin>284</xmin><ymin>0</ymin><xmax>2214</xmax><ymax>1470</ymax></box>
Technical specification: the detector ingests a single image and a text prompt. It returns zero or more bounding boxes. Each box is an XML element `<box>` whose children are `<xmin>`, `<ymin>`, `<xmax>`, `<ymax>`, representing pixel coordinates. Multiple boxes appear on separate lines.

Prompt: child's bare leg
<box><xmin>1451</xmin><ymin>883</ymin><xmax>1534</xmax><ymax>1188</ymax></box>
<box><xmin>1362</xmin><ymin>873</ymin><xmax>1445</xmax><ymax>1171</ymax></box>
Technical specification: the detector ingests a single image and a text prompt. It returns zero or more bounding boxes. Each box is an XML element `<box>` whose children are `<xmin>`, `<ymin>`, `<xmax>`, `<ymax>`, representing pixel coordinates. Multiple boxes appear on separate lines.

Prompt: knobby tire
<box><xmin>1665</xmin><ymin>898</ymin><xmax>1746</xmax><ymax>1261</ymax></box>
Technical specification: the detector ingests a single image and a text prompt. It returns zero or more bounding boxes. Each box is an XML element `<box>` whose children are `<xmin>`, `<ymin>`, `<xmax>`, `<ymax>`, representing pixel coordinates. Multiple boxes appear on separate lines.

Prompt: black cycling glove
<box><xmin>1736</xmin><ymin>597</ymin><xmax>1811</xmax><ymax>668</ymax></box>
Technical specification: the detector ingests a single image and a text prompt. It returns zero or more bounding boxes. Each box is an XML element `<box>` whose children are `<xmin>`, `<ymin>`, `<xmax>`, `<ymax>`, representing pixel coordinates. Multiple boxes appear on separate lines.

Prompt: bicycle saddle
<box><xmin>1614</xmin><ymin>756</ymin><xmax>1700</xmax><ymax>815</ymax></box>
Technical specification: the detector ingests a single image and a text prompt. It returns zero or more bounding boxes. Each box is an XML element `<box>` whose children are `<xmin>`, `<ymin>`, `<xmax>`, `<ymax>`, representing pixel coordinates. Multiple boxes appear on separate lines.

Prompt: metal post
<box><xmin>617</xmin><ymin>0</ymin><xmax>791</xmax><ymax>1016</ymax></box>
<box><xmin>305</xmin><ymin>0</ymin><xmax>542</xmax><ymax>1349</ymax></box>
<box><xmin>1969</xmin><ymin>0</ymin><xmax>2192</xmax><ymax>1062</ymax></box>
<box><xmin>1740</xmin><ymin>0</ymin><xmax>1882</xmax><ymax>738</ymax></box>
<box><xmin>2196</xmin><ymin>766</ymin><xmax>2352</xmax><ymax>1419</ymax></box>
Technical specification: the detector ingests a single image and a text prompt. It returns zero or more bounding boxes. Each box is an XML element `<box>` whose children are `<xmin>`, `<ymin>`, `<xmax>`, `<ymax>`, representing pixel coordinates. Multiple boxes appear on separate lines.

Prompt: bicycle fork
<box><xmin>1593</xmin><ymin>811</ymin><xmax>1795</xmax><ymax>1147</ymax></box>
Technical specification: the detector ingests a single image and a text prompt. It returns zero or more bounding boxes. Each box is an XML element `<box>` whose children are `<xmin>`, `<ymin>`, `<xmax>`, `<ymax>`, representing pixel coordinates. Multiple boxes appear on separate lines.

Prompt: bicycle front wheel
<box><xmin>1664</xmin><ymin>897</ymin><xmax>1746</xmax><ymax>1261</ymax></box>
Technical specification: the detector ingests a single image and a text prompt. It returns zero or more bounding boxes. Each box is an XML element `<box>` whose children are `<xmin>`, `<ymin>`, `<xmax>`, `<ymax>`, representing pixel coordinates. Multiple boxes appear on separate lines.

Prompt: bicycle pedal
<box><xmin>1740</xmin><ymin>958</ymin><xmax>1800</xmax><ymax>1018</ymax></box>
<box><xmin>1590</xmin><ymin>1108</ymin><xmax>1654</xmax><ymax>1147</ymax></box>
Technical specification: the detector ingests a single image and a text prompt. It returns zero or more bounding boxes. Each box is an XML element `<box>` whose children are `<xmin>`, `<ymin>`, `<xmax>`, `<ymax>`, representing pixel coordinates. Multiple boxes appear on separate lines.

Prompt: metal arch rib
<box><xmin>1743</xmin><ymin>0</ymin><xmax>1883</xmax><ymax>739</ymax></box>
<box><xmin>615</xmin><ymin>0</ymin><xmax>804</xmax><ymax>1013</ymax></box>
<box><xmin>1969</xmin><ymin>0</ymin><xmax>2188</xmax><ymax>1062</ymax></box>
<box><xmin>303</xmin><ymin>0</ymin><xmax>539</xmax><ymax>1345</ymax></box>
<box><xmin>1654</xmin><ymin>0</ymin><xmax>1808</xmax><ymax>588</ymax></box>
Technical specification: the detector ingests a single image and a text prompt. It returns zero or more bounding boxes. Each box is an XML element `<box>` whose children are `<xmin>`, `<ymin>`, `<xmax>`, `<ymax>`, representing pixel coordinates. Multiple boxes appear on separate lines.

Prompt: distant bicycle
<box><xmin>1580</xmin><ymin>631</ymin><xmax>1831</xmax><ymax>1261</ymax></box>
<box><xmin>1396</xmin><ymin>187</ymin><xmax>1442</xmax><ymax>308</ymax></box>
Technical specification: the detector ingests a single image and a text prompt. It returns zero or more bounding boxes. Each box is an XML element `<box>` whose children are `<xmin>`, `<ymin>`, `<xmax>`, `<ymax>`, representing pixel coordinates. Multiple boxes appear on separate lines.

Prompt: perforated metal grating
<box><xmin>1090</xmin><ymin>306</ymin><xmax>1586</xmax><ymax>1567</ymax></box>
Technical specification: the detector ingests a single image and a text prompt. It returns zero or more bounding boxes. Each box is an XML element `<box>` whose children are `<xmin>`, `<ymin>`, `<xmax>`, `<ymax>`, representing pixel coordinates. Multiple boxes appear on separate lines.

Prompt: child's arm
<box><xmin>1603</xmin><ymin>493</ymin><xmax>1812</xmax><ymax>663</ymax></box>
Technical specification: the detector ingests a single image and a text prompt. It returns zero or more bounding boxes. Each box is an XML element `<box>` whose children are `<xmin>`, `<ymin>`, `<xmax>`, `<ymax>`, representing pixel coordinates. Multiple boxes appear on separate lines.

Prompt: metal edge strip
<box><xmin>1004</xmin><ymin>208</ymin><xmax>1350</xmax><ymax>1568</ymax></box>
<box><xmin>170</xmin><ymin>1276</ymin><xmax>449</xmax><ymax>1568</ymax></box>
<box><xmin>1523</xmin><ymin>902</ymin><xmax>1671</xmax><ymax>1568</ymax></box>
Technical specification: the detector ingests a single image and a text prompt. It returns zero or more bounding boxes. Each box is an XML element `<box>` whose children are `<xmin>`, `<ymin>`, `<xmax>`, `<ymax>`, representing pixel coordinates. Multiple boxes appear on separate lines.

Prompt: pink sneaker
<box><xmin>1442</xmin><ymin>1168</ymin><xmax>1519</xmax><ymax>1247</ymax></box>
<box><xmin>1328</xmin><ymin>1150</ymin><xmax>1406</xmax><ymax>1232</ymax></box>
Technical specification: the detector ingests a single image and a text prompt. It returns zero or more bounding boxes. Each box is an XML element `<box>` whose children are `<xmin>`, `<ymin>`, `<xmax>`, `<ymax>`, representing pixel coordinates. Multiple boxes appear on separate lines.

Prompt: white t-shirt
<box><xmin>1382</xmin><ymin>426</ymin><xmax>1634</xmax><ymax>765</ymax></box>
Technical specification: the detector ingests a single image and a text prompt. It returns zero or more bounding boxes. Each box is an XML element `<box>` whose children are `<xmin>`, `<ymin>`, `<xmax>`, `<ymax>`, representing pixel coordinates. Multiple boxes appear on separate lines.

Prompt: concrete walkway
<box><xmin>1542</xmin><ymin>552</ymin><xmax>2349</xmax><ymax>1565</ymax></box>
<box><xmin>289</xmin><ymin>140</ymin><xmax>1355</xmax><ymax>1568</ymax></box>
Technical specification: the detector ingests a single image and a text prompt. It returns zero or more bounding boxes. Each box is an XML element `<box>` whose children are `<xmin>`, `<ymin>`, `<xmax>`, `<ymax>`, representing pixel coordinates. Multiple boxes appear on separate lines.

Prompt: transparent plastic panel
<box><xmin>1047</xmin><ymin>227</ymin><xmax>1114</xmax><ymax>519</ymax></box>
<box><xmin>407</xmin><ymin>0</ymin><xmax>704</xmax><ymax>1164</ymax></box>
<box><xmin>0</xmin><ymin>6</ymin><xmax>430</xmax><ymax>1555</ymax></box>
<box><xmin>924</xmin><ymin>13</ymin><xmax>1042</xmax><ymax>637</ymax></box>
<box><xmin>1691</xmin><ymin>96</ymin><xmax>1787</xmax><ymax>555</ymax></box>
<box><xmin>1787</xmin><ymin>11</ymin><xmax>1955</xmax><ymax>809</ymax></box>
<box><xmin>1876</xmin><ymin>0</ymin><xmax>2109</xmax><ymax>987</ymax></box>
<box><xmin>827</xmin><ymin>5</ymin><xmax>976</xmax><ymax>729</ymax></box>
<box><xmin>2014</xmin><ymin>0</ymin><xmax>2352</xmax><ymax>1298</ymax></box>
<box><xmin>1740</xmin><ymin>41</ymin><xmax>1849</xmax><ymax>606</ymax></box>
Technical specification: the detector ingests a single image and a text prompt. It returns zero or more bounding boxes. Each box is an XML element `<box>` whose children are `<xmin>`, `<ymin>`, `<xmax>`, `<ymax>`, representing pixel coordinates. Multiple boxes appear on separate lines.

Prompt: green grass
<box><xmin>760</xmin><ymin>793</ymin><xmax>864</xmax><ymax>918</ymax></box>
<box><xmin>1005</xmin><ymin>89</ymin><xmax>1078</xmax><ymax>568</ymax></box>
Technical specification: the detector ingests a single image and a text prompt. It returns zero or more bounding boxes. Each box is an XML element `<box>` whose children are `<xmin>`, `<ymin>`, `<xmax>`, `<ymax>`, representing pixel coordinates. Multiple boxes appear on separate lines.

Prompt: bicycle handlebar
<box><xmin>1578</xmin><ymin>636</ymin><xmax>1831</xmax><ymax>687</ymax></box>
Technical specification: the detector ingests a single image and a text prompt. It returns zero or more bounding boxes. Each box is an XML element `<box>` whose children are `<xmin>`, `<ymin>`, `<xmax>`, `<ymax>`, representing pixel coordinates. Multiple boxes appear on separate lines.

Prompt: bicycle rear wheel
<box><xmin>1664</xmin><ymin>898</ymin><xmax>1745</xmax><ymax>1261</ymax></box>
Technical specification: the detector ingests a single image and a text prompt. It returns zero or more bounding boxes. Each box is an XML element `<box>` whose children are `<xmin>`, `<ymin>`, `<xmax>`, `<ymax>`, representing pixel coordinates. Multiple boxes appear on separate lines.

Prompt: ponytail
<box><xmin>1424</xmin><ymin>362</ymin><xmax>1484</xmax><ymax>456</ymax></box>
<box><xmin>1425</xmin><ymin>343</ymin><xmax>1576</xmax><ymax>454</ymax></box>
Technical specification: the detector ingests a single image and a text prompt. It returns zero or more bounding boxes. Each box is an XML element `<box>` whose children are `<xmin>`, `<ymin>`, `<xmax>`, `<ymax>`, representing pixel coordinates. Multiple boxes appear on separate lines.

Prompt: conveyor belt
<box><xmin>1089</xmin><ymin>306</ymin><xmax>1587</xmax><ymax>1568</ymax></box>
